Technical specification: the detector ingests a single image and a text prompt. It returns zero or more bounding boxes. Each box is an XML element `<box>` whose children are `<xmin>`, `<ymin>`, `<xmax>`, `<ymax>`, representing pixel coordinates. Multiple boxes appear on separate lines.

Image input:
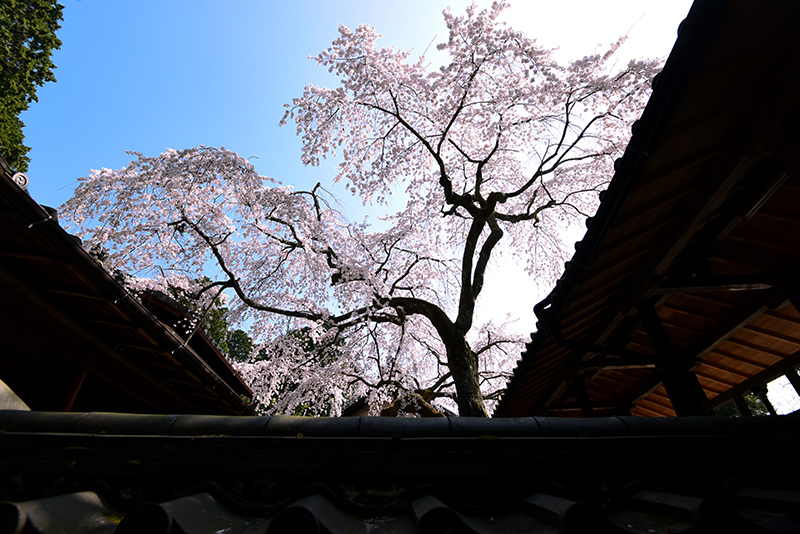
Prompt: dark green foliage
<box><xmin>169</xmin><ymin>280</ymin><xmax>347</xmax><ymax>414</ymax></box>
<box><xmin>0</xmin><ymin>0</ymin><xmax>63</xmax><ymax>171</ymax></box>
<box><xmin>167</xmin><ymin>278</ymin><xmax>234</xmax><ymax>356</ymax></box>
<box><xmin>714</xmin><ymin>393</ymin><xmax>771</xmax><ymax>417</ymax></box>
<box><xmin>744</xmin><ymin>392</ymin><xmax>770</xmax><ymax>416</ymax></box>
<box><xmin>227</xmin><ymin>329</ymin><xmax>253</xmax><ymax>362</ymax></box>
<box><xmin>199</xmin><ymin>299</ymin><xmax>231</xmax><ymax>354</ymax></box>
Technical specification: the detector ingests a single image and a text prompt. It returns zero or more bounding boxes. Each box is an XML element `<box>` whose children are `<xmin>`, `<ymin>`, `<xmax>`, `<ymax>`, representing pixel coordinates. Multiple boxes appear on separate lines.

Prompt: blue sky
<box><xmin>22</xmin><ymin>0</ymin><xmax>693</xmax><ymax>211</ymax></box>
<box><xmin>16</xmin><ymin>1</ymin><xmax>800</xmax><ymax>413</ymax></box>
<box><xmin>17</xmin><ymin>0</ymin><xmax>695</xmax><ymax>346</ymax></box>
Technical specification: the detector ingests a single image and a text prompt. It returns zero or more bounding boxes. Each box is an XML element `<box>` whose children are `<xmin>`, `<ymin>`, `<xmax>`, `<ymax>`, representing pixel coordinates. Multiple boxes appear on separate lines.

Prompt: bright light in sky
<box><xmin>20</xmin><ymin>0</ymin><xmax>694</xmax><ymax>333</ymax></box>
<box><xmin>23</xmin><ymin>0</ymin><xmax>692</xmax><ymax>207</ymax></box>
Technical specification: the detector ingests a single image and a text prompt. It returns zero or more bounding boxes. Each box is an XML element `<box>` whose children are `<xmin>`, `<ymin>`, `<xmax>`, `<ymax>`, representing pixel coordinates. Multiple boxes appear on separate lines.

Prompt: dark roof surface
<box><xmin>497</xmin><ymin>0</ymin><xmax>800</xmax><ymax>418</ymax></box>
<box><xmin>0</xmin><ymin>156</ymin><xmax>253</xmax><ymax>415</ymax></box>
<box><xmin>2</xmin><ymin>411</ymin><xmax>799</xmax><ymax>532</ymax></box>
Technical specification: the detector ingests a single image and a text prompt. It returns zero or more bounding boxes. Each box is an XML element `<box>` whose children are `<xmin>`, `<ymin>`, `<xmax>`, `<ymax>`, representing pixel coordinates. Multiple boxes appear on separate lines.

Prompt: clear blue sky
<box><xmin>17</xmin><ymin>0</ymin><xmax>695</xmax><ymax>344</ymax></box>
<box><xmin>22</xmin><ymin>0</ymin><xmax>693</xmax><ymax>211</ymax></box>
<box><xmin>19</xmin><ymin>1</ymin><xmax>800</xmax><ymax>413</ymax></box>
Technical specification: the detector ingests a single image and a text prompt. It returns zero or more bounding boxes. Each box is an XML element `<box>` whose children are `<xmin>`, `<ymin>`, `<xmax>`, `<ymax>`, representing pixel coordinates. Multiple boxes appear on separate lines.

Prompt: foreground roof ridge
<box><xmin>2</xmin><ymin>409</ymin><xmax>798</xmax><ymax>438</ymax></box>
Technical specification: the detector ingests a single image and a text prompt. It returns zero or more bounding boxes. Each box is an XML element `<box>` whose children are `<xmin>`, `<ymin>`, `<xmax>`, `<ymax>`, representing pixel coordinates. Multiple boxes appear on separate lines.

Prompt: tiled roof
<box><xmin>2</xmin><ymin>411</ymin><xmax>799</xmax><ymax>532</ymax></box>
<box><xmin>497</xmin><ymin>0</ymin><xmax>800</xmax><ymax>418</ymax></box>
<box><xmin>0</xmin><ymin>157</ymin><xmax>253</xmax><ymax>416</ymax></box>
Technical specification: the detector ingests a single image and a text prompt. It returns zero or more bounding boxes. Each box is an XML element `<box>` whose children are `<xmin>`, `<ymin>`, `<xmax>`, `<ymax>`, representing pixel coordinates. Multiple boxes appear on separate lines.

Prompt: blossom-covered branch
<box><xmin>63</xmin><ymin>2</ymin><xmax>658</xmax><ymax>416</ymax></box>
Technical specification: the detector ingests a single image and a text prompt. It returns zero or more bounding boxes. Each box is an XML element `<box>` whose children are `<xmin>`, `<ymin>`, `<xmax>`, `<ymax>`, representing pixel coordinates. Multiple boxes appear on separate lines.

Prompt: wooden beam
<box><xmin>60</xmin><ymin>366</ymin><xmax>89</xmax><ymax>412</ymax></box>
<box><xmin>732</xmin><ymin>393</ymin><xmax>753</xmax><ymax>417</ymax></box>
<box><xmin>691</xmin><ymin>297</ymin><xmax>777</xmax><ymax>361</ymax></box>
<box><xmin>752</xmin><ymin>385</ymin><xmax>778</xmax><ymax>415</ymax></box>
<box><xmin>546</xmin><ymin>403</ymin><xmax>634</xmax><ymax>415</ymax></box>
<box><xmin>83</xmin><ymin>315</ymin><xmax>139</xmax><ymax>330</ymax></box>
<box><xmin>0</xmin><ymin>249</ymin><xmax>64</xmax><ymax>263</ymax></box>
<box><xmin>699</xmin><ymin>347</ymin><xmax>800</xmax><ymax>413</ymax></box>
<box><xmin>698</xmin><ymin>360</ymin><xmax>751</xmax><ymax>381</ymax></box>
<box><xmin>633</xmin><ymin>404</ymin><xmax>671</xmax><ymax>417</ymax></box>
<box><xmin>0</xmin><ymin>263</ymin><xmax>199</xmax><ymax>414</ymax></box>
<box><xmin>786</xmin><ymin>285</ymin><xmax>800</xmax><ymax>328</ymax></box>
<box><xmin>538</xmin><ymin>326</ymin><xmax>657</xmax><ymax>412</ymax></box>
<box><xmin>573</xmin><ymin>374</ymin><xmax>594</xmax><ymax>418</ymax></box>
<box><xmin>655</xmin><ymin>274</ymin><xmax>774</xmax><ymax>294</ymax></box>
<box><xmin>738</xmin><ymin>323</ymin><xmax>800</xmax><ymax>346</ymax></box>
<box><xmin>724</xmin><ymin>337</ymin><xmax>790</xmax><ymax>359</ymax></box>
<box><xmin>580</xmin><ymin>357</ymin><xmax>656</xmax><ymax>370</ymax></box>
<box><xmin>637</xmin><ymin>299</ymin><xmax>708</xmax><ymax>416</ymax></box>
<box><xmin>586</xmin><ymin>298</ymin><xmax>773</xmax><ymax>416</ymax></box>
<box><xmin>45</xmin><ymin>287</ymin><xmax>106</xmax><ymax>301</ymax></box>
<box><xmin>652</xmin><ymin>157</ymin><xmax>754</xmax><ymax>278</ymax></box>
<box><xmin>654</xmin><ymin>157</ymin><xmax>787</xmax><ymax>278</ymax></box>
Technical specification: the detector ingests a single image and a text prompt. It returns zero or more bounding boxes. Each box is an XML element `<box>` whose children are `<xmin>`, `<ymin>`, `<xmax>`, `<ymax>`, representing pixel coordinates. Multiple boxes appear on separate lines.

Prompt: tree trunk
<box><xmin>446</xmin><ymin>337</ymin><xmax>488</xmax><ymax>417</ymax></box>
<box><xmin>387</xmin><ymin>296</ymin><xmax>489</xmax><ymax>417</ymax></box>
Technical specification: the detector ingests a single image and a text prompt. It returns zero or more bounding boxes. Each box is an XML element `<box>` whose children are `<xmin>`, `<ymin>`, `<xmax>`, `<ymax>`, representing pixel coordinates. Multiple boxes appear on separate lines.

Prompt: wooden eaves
<box><xmin>496</xmin><ymin>0</ymin><xmax>800</xmax><ymax>418</ymax></box>
<box><xmin>0</xmin><ymin>156</ymin><xmax>254</xmax><ymax>415</ymax></box>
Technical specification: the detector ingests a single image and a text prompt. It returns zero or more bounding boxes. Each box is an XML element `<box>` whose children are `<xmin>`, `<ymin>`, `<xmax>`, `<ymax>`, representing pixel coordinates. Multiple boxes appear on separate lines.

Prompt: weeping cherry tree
<box><xmin>62</xmin><ymin>2</ymin><xmax>659</xmax><ymax>416</ymax></box>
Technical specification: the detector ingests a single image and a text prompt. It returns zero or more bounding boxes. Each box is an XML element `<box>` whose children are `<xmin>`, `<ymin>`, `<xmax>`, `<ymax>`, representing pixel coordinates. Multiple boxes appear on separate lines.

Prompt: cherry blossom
<box><xmin>62</xmin><ymin>2</ymin><xmax>659</xmax><ymax>416</ymax></box>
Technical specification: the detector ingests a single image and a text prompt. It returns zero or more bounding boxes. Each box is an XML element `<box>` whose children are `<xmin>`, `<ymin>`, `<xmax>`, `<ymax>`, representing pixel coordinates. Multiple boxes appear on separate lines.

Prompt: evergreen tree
<box><xmin>0</xmin><ymin>0</ymin><xmax>63</xmax><ymax>172</ymax></box>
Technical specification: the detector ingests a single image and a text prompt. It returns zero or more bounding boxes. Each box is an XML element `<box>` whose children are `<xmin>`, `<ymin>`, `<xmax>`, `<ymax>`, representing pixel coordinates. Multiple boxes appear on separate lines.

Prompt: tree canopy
<box><xmin>0</xmin><ymin>0</ymin><xmax>63</xmax><ymax>172</ymax></box>
<box><xmin>62</xmin><ymin>2</ymin><xmax>659</xmax><ymax>416</ymax></box>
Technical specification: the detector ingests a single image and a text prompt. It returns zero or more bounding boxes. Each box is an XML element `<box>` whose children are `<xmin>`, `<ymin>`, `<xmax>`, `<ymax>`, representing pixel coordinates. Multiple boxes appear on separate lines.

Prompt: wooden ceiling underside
<box><xmin>0</xmin><ymin>159</ymin><xmax>253</xmax><ymax>415</ymax></box>
<box><xmin>498</xmin><ymin>0</ymin><xmax>800</xmax><ymax>418</ymax></box>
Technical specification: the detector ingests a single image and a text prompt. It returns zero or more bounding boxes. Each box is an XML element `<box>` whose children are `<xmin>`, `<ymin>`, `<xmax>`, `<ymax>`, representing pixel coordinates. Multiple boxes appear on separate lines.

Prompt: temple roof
<box><xmin>497</xmin><ymin>0</ymin><xmax>800</xmax><ymax>418</ymax></box>
<box><xmin>2</xmin><ymin>410</ymin><xmax>799</xmax><ymax>532</ymax></box>
<box><xmin>0</xmin><ymin>156</ymin><xmax>253</xmax><ymax>415</ymax></box>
